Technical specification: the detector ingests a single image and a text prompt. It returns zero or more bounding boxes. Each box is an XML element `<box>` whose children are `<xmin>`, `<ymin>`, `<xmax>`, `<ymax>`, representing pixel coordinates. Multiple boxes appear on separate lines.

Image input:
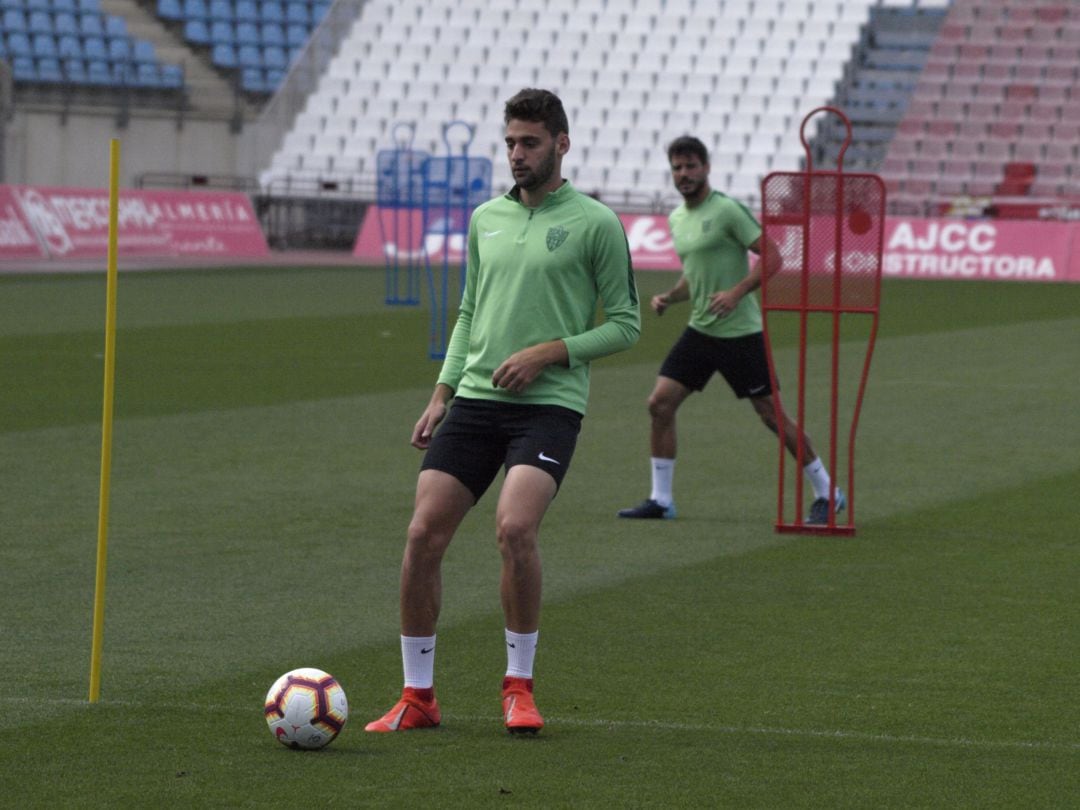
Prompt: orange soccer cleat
<box><xmin>364</xmin><ymin>687</ymin><xmax>441</xmax><ymax>732</ymax></box>
<box><xmin>502</xmin><ymin>677</ymin><xmax>544</xmax><ymax>734</ymax></box>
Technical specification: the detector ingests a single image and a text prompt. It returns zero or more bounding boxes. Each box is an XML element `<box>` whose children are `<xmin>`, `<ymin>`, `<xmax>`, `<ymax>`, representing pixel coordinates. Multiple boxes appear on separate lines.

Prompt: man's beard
<box><xmin>516</xmin><ymin>146</ymin><xmax>558</xmax><ymax>190</ymax></box>
<box><xmin>677</xmin><ymin>176</ymin><xmax>706</xmax><ymax>199</ymax></box>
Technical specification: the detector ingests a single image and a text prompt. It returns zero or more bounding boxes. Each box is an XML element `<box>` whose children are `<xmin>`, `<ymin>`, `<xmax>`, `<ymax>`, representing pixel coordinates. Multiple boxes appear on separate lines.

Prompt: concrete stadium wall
<box><xmin>4</xmin><ymin>108</ymin><xmax>258</xmax><ymax>188</ymax></box>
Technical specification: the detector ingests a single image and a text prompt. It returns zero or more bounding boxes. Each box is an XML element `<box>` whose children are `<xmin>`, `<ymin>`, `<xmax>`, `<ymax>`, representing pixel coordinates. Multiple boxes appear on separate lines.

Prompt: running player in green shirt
<box><xmin>617</xmin><ymin>135</ymin><xmax>844</xmax><ymax>524</ymax></box>
<box><xmin>367</xmin><ymin>89</ymin><xmax>640</xmax><ymax>735</ymax></box>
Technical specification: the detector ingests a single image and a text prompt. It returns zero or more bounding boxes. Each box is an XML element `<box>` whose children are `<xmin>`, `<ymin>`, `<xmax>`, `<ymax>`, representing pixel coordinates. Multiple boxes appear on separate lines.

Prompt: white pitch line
<box><xmin>11</xmin><ymin>698</ymin><xmax>1078</xmax><ymax>753</ymax></box>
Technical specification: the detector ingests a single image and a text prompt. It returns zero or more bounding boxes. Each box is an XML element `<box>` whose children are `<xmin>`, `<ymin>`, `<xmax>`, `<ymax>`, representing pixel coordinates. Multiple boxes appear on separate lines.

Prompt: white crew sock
<box><xmin>401</xmin><ymin>634</ymin><xmax>436</xmax><ymax>689</ymax></box>
<box><xmin>505</xmin><ymin>629</ymin><xmax>539</xmax><ymax>679</ymax></box>
<box><xmin>804</xmin><ymin>458</ymin><xmax>831</xmax><ymax>499</ymax></box>
<box><xmin>649</xmin><ymin>457</ymin><xmax>675</xmax><ymax>506</ymax></box>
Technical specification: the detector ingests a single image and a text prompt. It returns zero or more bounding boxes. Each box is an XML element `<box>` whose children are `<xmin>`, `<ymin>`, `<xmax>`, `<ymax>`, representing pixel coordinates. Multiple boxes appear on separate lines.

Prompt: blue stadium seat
<box><xmin>31</xmin><ymin>32</ymin><xmax>57</xmax><ymax>57</ymax></box>
<box><xmin>56</xmin><ymin>32</ymin><xmax>81</xmax><ymax>57</ymax></box>
<box><xmin>37</xmin><ymin>55</ymin><xmax>63</xmax><ymax>80</ymax></box>
<box><xmin>210</xmin><ymin>41</ymin><xmax>235</xmax><ymax>67</ymax></box>
<box><xmin>159</xmin><ymin>62</ymin><xmax>182</xmax><ymax>87</ymax></box>
<box><xmin>107</xmin><ymin>36</ymin><xmax>130</xmax><ymax>61</ymax></box>
<box><xmin>263</xmin><ymin>44</ymin><xmax>285</xmax><ymax>69</ymax></box>
<box><xmin>77</xmin><ymin>0</ymin><xmax>100</xmax><ymax>13</ymax></box>
<box><xmin>6</xmin><ymin>32</ymin><xmax>32</xmax><ymax>56</ymax></box>
<box><xmin>234</xmin><ymin>0</ymin><xmax>256</xmax><ymax>21</ymax></box>
<box><xmin>104</xmin><ymin>14</ymin><xmax>125</xmax><ymax>36</ymax></box>
<box><xmin>183</xmin><ymin>18</ymin><xmax>209</xmax><ymax>43</ymax></box>
<box><xmin>86</xmin><ymin>58</ymin><xmax>112</xmax><ymax>83</ymax></box>
<box><xmin>265</xmin><ymin>66</ymin><xmax>282</xmax><ymax>87</ymax></box>
<box><xmin>82</xmin><ymin>34</ymin><xmax>105</xmax><ymax>59</ymax></box>
<box><xmin>132</xmin><ymin>38</ymin><xmax>155</xmax><ymax>62</ymax></box>
<box><xmin>209</xmin><ymin>19</ymin><xmax>233</xmax><ymax>43</ymax></box>
<box><xmin>134</xmin><ymin>62</ymin><xmax>160</xmax><ymax>86</ymax></box>
<box><xmin>62</xmin><ymin>56</ymin><xmax>87</xmax><ymax>82</ymax></box>
<box><xmin>240</xmin><ymin>65</ymin><xmax>264</xmax><ymax>91</ymax></box>
<box><xmin>261</xmin><ymin>1</ymin><xmax>283</xmax><ymax>23</ymax></box>
<box><xmin>311</xmin><ymin>2</ymin><xmax>328</xmax><ymax>22</ymax></box>
<box><xmin>261</xmin><ymin>22</ymin><xmax>284</xmax><ymax>46</ymax></box>
<box><xmin>25</xmin><ymin>0</ymin><xmax>51</xmax><ymax>10</ymax></box>
<box><xmin>208</xmin><ymin>0</ymin><xmax>231</xmax><ymax>20</ymax></box>
<box><xmin>79</xmin><ymin>13</ymin><xmax>103</xmax><ymax>37</ymax></box>
<box><xmin>112</xmin><ymin>60</ymin><xmax>135</xmax><ymax>84</ymax></box>
<box><xmin>236</xmin><ymin>43</ymin><xmax>260</xmax><ymax>66</ymax></box>
<box><xmin>182</xmin><ymin>0</ymin><xmax>207</xmax><ymax>19</ymax></box>
<box><xmin>54</xmin><ymin>11</ymin><xmax>78</xmax><ymax>34</ymax></box>
<box><xmin>28</xmin><ymin>10</ymin><xmax>53</xmax><ymax>33</ymax></box>
<box><xmin>234</xmin><ymin>20</ymin><xmax>257</xmax><ymax>43</ymax></box>
<box><xmin>285</xmin><ymin>22</ymin><xmax>306</xmax><ymax>47</ymax></box>
<box><xmin>2</xmin><ymin>9</ymin><xmax>27</xmax><ymax>31</ymax></box>
<box><xmin>51</xmin><ymin>0</ymin><xmax>78</xmax><ymax>13</ymax></box>
<box><xmin>284</xmin><ymin>2</ymin><xmax>306</xmax><ymax>24</ymax></box>
<box><xmin>157</xmin><ymin>0</ymin><xmax>182</xmax><ymax>20</ymax></box>
<box><xmin>12</xmin><ymin>55</ymin><xmax>36</xmax><ymax>80</ymax></box>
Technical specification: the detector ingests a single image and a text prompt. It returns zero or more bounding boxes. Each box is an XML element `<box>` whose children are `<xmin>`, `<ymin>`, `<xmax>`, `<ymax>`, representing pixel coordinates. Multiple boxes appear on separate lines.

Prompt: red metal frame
<box><xmin>760</xmin><ymin>107</ymin><xmax>885</xmax><ymax>536</ymax></box>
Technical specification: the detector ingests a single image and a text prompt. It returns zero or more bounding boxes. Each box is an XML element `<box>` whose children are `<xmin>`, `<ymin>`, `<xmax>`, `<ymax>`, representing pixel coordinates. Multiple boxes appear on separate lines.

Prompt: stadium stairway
<box><xmin>106</xmin><ymin>0</ymin><xmax>257</xmax><ymax>119</ymax></box>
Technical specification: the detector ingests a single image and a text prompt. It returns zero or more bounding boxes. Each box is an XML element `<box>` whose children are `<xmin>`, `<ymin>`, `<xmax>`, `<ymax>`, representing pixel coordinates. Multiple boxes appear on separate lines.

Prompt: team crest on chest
<box><xmin>701</xmin><ymin>218</ymin><xmax>714</xmax><ymax>233</ymax></box>
<box><xmin>546</xmin><ymin>225</ymin><xmax>570</xmax><ymax>251</ymax></box>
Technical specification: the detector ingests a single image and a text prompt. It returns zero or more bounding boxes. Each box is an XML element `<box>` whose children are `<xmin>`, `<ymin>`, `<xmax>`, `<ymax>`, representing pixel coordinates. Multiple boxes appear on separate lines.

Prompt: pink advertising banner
<box><xmin>2</xmin><ymin>185</ymin><xmax>269</xmax><ymax>261</ymax></box>
<box><xmin>352</xmin><ymin>207</ymin><xmax>1080</xmax><ymax>283</ymax></box>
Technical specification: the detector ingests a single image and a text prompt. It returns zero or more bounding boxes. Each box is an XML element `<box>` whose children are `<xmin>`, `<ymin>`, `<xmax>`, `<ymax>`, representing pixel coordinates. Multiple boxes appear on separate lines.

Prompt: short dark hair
<box><xmin>504</xmin><ymin>88</ymin><xmax>570</xmax><ymax>138</ymax></box>
<box><xmin>667</xmin><ymin>135</ymin><xmax>709</xmax><ymax>165</ymax></box>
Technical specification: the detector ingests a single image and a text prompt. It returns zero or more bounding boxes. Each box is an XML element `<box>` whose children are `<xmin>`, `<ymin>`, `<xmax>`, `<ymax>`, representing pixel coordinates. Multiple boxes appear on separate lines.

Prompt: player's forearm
<box><xmin>661</xmin><ymin>278</ymin><xmax>690</xmax><ymax>304</ymax></box>
<box><xmin>429</xmin><ymin>382</ymin><xmax>455</xmax><ymax>406</ymax></box>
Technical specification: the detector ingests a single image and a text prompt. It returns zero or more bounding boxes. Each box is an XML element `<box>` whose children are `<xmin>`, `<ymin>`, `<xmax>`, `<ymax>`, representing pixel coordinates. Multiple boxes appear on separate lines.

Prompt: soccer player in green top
<box><xmin>617</xmin><ymin>135</ymin><xmax>844</xmax><ymax>524</ymax></box>
<box><xmin>366</xmin><ymin>89</ymin><xmax>640</xmax><ymax>735</ymax></box>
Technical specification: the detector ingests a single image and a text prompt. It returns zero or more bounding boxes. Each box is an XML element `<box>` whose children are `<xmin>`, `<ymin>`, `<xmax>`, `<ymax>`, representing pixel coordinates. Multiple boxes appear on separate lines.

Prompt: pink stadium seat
<box><xmin>880</xmin><ymin>157</ymin><xmax>908</xmax><ymax>176</ymax></box>
<box><xmin>997</xmin><ymin>100</ymin><xmax>1030</xmax><ymax>121</ymax></box>
<box><xmin>1044</xmin><ymin>142</ymin><xmax>1077</xmax><ymax>162</ymax></box>
<box><xmin>941</xmin><ymin>159</ymin><xmax>974</xmax><ymax>180</ymax></box>
<box><xmin>1011</xmin><ymin>143</ymin><xmax>1043</xmax><ymax>163</ymax></box>
<box><xmin>966</xmin><ymin>100</ymin><xmax>997</xmax><ymax>120</ymax></box>
<box><xmin>936</xmin><ymin>177</ymin><xmax>967</xmax><ymax>197</ymax></box>
<box><xmin>896</xmin><ymin>118</ymin><xmax>925</xmax><ymax>136</ymax></box>
<box><xmin>936</xmin><ymin>99</ymin><xmax>966</xmax><ymax>119</ymax></box>
<box><xmin>988</xmin><ymin>121</ymin><xmax>1021</xmax><ymax>139</ymax></box>
<box><xmin>956</xmin><ymin>121</ymin><xmax>986</xmax><ymax>140</ymax></box>
<box><xmin>918</xmin><ymin>139</ymin><xmax>948</xmax><ymax>159</ymax></box>
<box><xmin>1021</xmin><ymin>121</ymin><xmax>1054</xmax><ymax>140</ymax></box>
<box><xmin>926</xmin><ymin>119</ymin><xmax>958</xmax><ymax>137</ymax></box>
<box><xmin>949</xmin><ymin>138</ymin><xmax>981</xmax><ymax>159</ymax></box>
<box><xmin>981</xmin><ymin>141</ymin><xmax>1012</xmax><ymax>161</ymax></box>
<box><xmin>909</xmin><ymin>159</ymin><xmax>941</xmax><ymax>179</ymax></box>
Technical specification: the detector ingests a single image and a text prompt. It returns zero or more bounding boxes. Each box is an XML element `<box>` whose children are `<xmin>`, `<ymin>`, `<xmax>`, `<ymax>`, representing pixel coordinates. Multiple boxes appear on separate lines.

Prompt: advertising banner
<box><xmin>3</xmin><ymin>185</ymin><xmax>269</xmax><ymax>261</ymax></box>
<box><xmin>352</xmin><ymin>207</ymin><xmax>1080</xmax><ymax>283</ymax></box>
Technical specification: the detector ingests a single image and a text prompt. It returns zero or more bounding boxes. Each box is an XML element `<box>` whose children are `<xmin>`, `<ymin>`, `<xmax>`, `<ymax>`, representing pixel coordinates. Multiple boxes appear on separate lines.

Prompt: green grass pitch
<box><xmin>1</xmin><ymin>266</ymin><xmax>1077</xmax><ymax>807</ymax></box>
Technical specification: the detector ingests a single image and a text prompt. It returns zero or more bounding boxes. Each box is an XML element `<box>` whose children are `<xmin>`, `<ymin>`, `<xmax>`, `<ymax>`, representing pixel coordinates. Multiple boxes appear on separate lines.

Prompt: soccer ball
<box><xmin>264</xmin><ymin>668</ymin><xmax>348</xmax><ymax>750</ymax></box>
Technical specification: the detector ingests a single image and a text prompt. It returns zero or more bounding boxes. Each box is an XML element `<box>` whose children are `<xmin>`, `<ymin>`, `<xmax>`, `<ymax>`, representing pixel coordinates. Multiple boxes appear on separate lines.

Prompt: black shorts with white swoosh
<box><xmin>659</xmin><ymin>327</ymin><xmax>774</xmax><ymax>399</ymax></box>
<box><xmin>420</xmin><ymin>398</ymin><xmax>583</xmax><ymax>502</ymax></box>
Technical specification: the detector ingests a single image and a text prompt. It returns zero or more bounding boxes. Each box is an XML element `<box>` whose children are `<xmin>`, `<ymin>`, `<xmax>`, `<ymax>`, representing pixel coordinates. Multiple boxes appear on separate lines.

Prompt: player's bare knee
<box><xmin>648</xmin><ymin>392</ymin><xmax>676</xmax><ymax>423</ymax></box>
<box><xmin>495</xmin><ymin>517</ymin><xmax>538</xmax><ymax>560</ymax></box>
<box><xmin>405</xmin><ymin>515</ymin><xmax>451</xmax><ymax>559</ymax></box>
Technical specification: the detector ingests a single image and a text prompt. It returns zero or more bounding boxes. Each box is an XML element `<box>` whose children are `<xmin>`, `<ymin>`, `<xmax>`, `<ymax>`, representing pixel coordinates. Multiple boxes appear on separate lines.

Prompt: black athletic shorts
<box><xmin>420</xmin><ymin>397</ymin><xmax>583</xmax><ymax>502</ymax></box>
<box><xmin>659</xmin><ymin>327</ymin><xmax>774</xmax><ymax>398</ymax></box>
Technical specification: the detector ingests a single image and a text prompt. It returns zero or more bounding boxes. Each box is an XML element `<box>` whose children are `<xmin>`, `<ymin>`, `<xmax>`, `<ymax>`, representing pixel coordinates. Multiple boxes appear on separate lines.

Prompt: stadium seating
<box><xmin>160</xmin><ymin>0</ymin><xmax>328</xmax><ymax>92</ymax></box>
<box><xmin>0</xmin><ymin>0</ymin><xmax>183</xmax><ymax>88</ymax></box>
<box><xmin>879</xmin><ymin>0</ymin><xmax>1080</xmax><ymax>213</ymax></box>
<box><xmin>259</xmin><ymin>0</ymin><xmax>952</xmax><ymax>209</ymax></box>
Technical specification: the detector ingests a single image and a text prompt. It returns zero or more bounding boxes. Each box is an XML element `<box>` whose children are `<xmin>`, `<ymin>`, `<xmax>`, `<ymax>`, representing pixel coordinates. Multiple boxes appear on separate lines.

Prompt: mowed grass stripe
<box><xmin>2</xmin><ymin>316</ymin><xmax>1076</xmax><ymax>695</ymax></box>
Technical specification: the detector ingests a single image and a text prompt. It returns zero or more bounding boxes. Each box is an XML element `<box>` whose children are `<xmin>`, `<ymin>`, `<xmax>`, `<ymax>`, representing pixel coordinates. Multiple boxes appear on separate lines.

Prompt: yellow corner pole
<box><xmin>89</xmin><ymin>139</ymin><xmax>121</xmax><ymax>703</ymax></box>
